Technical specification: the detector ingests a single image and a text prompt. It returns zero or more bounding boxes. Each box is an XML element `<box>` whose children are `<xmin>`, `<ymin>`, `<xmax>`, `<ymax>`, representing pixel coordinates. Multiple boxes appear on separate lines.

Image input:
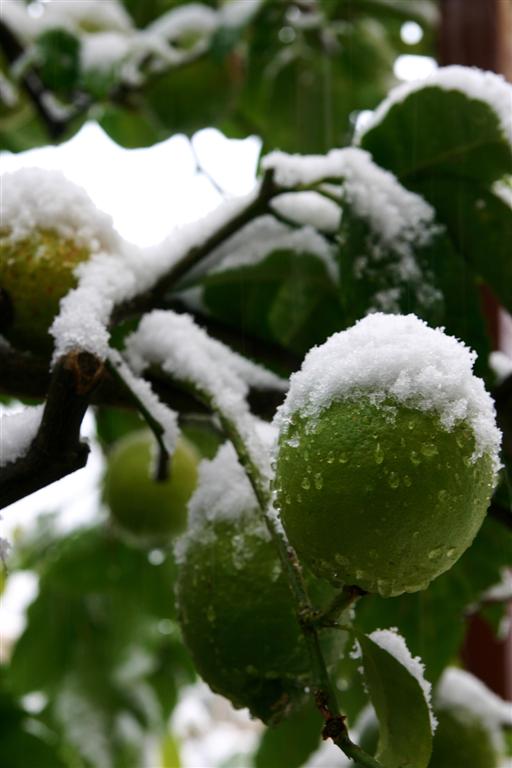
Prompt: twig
<box><xmin>310</xmin><ymin>585</ymin><xmax>367</xmax><ymax>629</ymax></box>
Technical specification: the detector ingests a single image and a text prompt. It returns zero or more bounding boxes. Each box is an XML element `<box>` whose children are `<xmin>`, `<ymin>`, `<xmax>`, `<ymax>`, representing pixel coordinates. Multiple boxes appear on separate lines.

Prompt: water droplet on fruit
<box><xmin>412</xmin><ymin>530</ymin><xmax>419</xmax><ymax>538</ymax></box>
<box><xmin>421</xmin><ymin>443</ymin><xmax>438</xmax><ymax>458</ymax></box>
<box><xmin>438</xmin><ymin>489</ymin><xmax>448</xmax><ymax>502</ymax></box>
<box><xmin>410</xmin><ymin>451</ymin><xmax>421</xmax><ymax>465</ymax></box>
<box><xmin>374</xmin><ymin>443</ymin><xmax>384</xmax><ymax>464</ymax></box>
<box><xmin>296</xmin><ymin>493</ymin><xmax>303</xmax><ymax>503</ymax></box>
<box><xmin>335</xmin><ymin>554</ymin><xmax>349</xmax><ymax>567</ymax></box>
<box><xmin>301</xmin><ymin>477</ymin><xmax>311</xmax><ymax>490</ymax></box>
<box><xmin>327</xmin><ymin>451</ymin><xmax>335</xmax><ymax>464</ymax></box>
<box><xmin>286</xmin><ymin>436</ymin><xmax>300</xmax><ymax>448</ymax></box>
<box><xmin>408</xmin><ymin>421</ymin><xmax>415</xmax><ymax>430</ymax></box>
<box><xmin>428</xmin><ymin>548</ymin><xmax>442</xmax><ymax>560</ymax></box>
<box><xmin>388</xmin><ymin>472</ymin><xmax>400</xmax><ymax>489</ymax></box>
<box><xmin>377</xmin><ymin>579</ymin><xmax>393</xmax><ymax>596</ymax></box>
<box><xmin>355</xmin><ymin>569</ymin><xmax>365</xmax><ymax>580</ymax></box>
<box><xmin>338</xmin><ymin>452</ymin><xmax>349</xmax><ymax>463</ymax></box>
<box><xmin>446</xmin><ymin>547</ymin><xmax>456</xmax><ymax>558</ymax></box>
<box><xmin>314</xmin><ymin>473</ymin><xmax>323</xmax><ymax>490</ymax></box>
<box><xmin>403</xmin><ymin>475</ymin><xmax>412</xmax><ymax>487</ymax></box>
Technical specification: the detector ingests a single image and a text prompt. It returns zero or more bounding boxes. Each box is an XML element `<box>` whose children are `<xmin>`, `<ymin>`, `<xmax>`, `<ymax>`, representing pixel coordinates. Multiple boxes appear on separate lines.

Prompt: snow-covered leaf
<box><xmin>357</xmin><ymin>630</ymin><xmax>434</xmax><ymax>768</ymax></box>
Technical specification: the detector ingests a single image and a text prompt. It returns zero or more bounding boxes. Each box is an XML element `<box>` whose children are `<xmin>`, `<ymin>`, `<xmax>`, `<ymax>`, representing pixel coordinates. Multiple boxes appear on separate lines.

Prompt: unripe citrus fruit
<box><xmin>176</xmin><ymin>439</ymin><xmax>342</xmax><ymax>724</ymax></box>
<box><xmin>274</xmin><ymin>314</ymin><xmax>500</xmax><ymax>596</ymax></box>
<box><xmin>0</xmin><ymin>168</ymin><xmax>119</xmax><ymax>352</ymax></box>
<box><xmin>104</xmin><ymin>430</ymin><xmax>199</xmax><ymax>543</ymax></box>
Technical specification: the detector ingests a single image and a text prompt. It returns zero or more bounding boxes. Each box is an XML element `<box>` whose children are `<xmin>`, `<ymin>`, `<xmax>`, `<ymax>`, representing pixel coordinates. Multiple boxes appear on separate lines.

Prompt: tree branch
<box><xmin>111</xmin><ymin>170</ymin><xmax>279</xmax><ymax>323</ymax></box>
<box><xmin>0</xmin><ymin>351</ymin><xmax>103</xmax><ymax>510</ymax></box>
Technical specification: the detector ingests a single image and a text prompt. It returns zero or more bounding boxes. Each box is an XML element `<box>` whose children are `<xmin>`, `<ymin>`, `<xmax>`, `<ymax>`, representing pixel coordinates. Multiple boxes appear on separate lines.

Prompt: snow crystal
<box><xmin>0</xmin><ymin>0</ymin><xmax>39</xmax><ymax>41</ymax></box>
<box><xmin>275</xmin><ymin>313</ymin><xmax>502</xmax><ymax>476</ymax></box>
<box><xmin>271</xmin><ymin>191</ymin><xmax>341</xmax><ymax>234</ymax></box>
<box><xmin>358</xmin><ymin>66</ymin><xmax>512</xmax><ymax>147</ymax></box>
<box><xmin>50</xmin><ymin>188</ymin><xmax>259</xmax><ymax>361</ymax></box>
<box><xmin>436</xmin><ymin>667</ymin><xmax>512</xmax><ymax>752</ymax></box>
<box><xmin>210</xmin><ymin>215</ymin><xmax>338</xmax><ymax>284</ymax></box>
<box><xmin>0</xmin><ymin>404</ymin><xmax>43</xmax><ymax>468</ymax></box>
<box><xmin>484</xmin><ymin>570</ymin><xmax>512</xmax><ymax>603</ymax></box>
<box><xmin>2</xmin><ymin>0</ymin><xmax>132</xmax><ymax>40</ymax></box>
<box><xmin>370</xmin><ymin>628</ymin><xmax>436</xmax><ymax>731</ymax></box>
<box><xmin>0</xmin><ymin>168</ymin><xmax>120</xmax><ymax>254</ymax></box>
<box><xmin>107</xmin><ymin>349</ymin><xmax>179</xmax><ymax>454</ymax></box>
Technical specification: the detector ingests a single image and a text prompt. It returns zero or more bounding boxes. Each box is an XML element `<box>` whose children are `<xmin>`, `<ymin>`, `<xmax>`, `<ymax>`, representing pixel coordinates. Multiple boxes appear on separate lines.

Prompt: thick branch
<box><xmin>0</xmin><ymin>351</ymin><xmax>103</xmax><ymax>510</ymax></box>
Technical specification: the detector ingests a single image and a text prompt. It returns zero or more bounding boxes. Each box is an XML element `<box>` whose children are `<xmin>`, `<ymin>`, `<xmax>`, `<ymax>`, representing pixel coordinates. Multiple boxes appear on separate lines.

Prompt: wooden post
<box><xmin>439</xmin><ymin>0</ymin><xmax>512</xmax><ymax>700</ymax></box>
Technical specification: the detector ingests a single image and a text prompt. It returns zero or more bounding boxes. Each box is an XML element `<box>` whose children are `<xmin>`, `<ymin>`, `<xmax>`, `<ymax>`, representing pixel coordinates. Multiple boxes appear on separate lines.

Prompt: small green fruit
<box><xmin>176</xmin><ymin>443</ymin><xmax>342</xmax><ymax>724</ymax></box>
<box><xmin>104</xmin><ymin>430</ymin><xmax>199</xmax><ymax>543</ymax></box>
<box><xmin>273</xmin><ymin>314</ymin><xmax>499</xmax><ymax>597</ymax></box>
<box><xmin>0</xmin><ymin>230</ymin><xmax>89</xmax><ymax>351</ymax></box>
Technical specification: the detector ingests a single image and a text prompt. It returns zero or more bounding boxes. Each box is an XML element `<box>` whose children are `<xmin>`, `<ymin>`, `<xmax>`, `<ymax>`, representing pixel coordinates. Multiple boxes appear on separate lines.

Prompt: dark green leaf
<box><xmin>202</xmin><ymin>250</ymin><xmax>344</xmax><ymax>357</ymax></box>
<box><xmin>35</xmin><ymin>28</ymin><xmax>81</xmax><ymax>96</ymax></box>
<box><xmin>411</xmin><ymin>178</ymin><xmax>512</xmax><ymax>315</ymax></box>
<box><xmin>361</xmin><ymin>86</ymin><xmax>512</xmax><ymax>185</ymax></box>
<box><xmin>357</xmin><ymin>632</ymin><xmax>433</xmax><ymax>768</ymax></box>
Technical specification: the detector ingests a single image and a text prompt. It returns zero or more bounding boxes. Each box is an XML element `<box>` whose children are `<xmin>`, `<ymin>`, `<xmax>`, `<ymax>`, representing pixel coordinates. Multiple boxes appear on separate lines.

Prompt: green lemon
<box><xmin>0</xmin><ymin>230</ymin><xmax>89</xmax><ymax>352</ymax></box>
<box><xmin>103</xmin><ymin>430</ymin><xmax>199</xmax><ymax>543</ymax></box>
<box><xmin>429</xmin><ymin>708</ymin><xmax>500</xmax><ymax>768</ymax></box>
<box><xmin>176</xmin><ymin>445</ymin><xmax>342</xmax><ymax>724</ymax></box>
<box><xmin>274</xmin><ymin>398</ymin><xmax>495</xmax><ymax>596</ymax></box>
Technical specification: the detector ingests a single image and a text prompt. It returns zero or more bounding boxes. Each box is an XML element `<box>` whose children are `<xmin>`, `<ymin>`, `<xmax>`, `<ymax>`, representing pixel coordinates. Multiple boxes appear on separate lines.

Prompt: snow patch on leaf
<box><xmin>358</xmin><ymin>66</ymin><xmax>512</xmax><ymax>148</ymax></box>
<box><xmin>0</xmin><ymin>404</ymin><xmax>44</xmax><ymax>468</ymax></box>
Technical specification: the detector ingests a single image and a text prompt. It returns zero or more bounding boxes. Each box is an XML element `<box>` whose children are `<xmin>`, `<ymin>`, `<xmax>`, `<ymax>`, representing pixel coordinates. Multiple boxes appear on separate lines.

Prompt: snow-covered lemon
<box><xmin>274</xmin><ymin>314</ymin><xmax>500</xmax><ymax>597</ymax></box>
<box><xmin>176</xmin><ymin>437</ymin><xmax>342</xmax><ymax>724</ymax></box>
<box><xmin>0</xmin><ymin>168</ymin><xmax>119</xmax><ymax>351</ymax></box>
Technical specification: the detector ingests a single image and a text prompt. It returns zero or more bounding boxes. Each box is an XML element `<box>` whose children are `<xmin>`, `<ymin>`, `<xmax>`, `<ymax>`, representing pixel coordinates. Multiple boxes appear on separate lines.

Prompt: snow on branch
<box><xmin>124</xmin><ymin>310</ymin><xmax>287</xmax><ymax>480</ymax></box>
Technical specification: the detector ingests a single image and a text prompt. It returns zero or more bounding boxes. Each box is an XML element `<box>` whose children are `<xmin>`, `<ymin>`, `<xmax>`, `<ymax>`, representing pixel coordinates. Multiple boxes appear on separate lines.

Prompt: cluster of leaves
<box><xmin>0</xmin><ymin>0</ymin><xmax>436</xmax><ymax>152</ymax></box>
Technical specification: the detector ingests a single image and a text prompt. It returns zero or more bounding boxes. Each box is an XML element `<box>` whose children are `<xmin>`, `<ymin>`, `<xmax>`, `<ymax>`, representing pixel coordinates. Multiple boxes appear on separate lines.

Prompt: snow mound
<box><xmin>275</xmin><ymin>313</ymin><xmax>501</xmax><ymax>475</ymax></box>
<box><xmin>0</xmin><ymin>404</ymin><xmax>44</xmax><ymax>468</ymax></box>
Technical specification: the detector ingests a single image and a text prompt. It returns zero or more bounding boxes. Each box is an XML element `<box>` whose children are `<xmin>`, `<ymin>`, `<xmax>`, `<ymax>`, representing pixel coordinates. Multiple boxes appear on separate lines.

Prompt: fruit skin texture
<box><xmin>176</xmin><ymin>514</ymin><xmax>340</xmax><ymax>724</ymax></box>
<box><xmin>429</xmin><ymin>709</ymin><xmax>499</xmax><ymax>768</ymax></box>
<box><xmin>0</xmin><ymin>230</ymin><xmax>89</xmax><ymax>351</ymax></box>
<box><xmin>104</xmin><ymin>430</ymin><xmax>199</xmax><ymax>542</ymax></box>
<box><xmin>275</xmin><ymin>397</ymin><xmax>494</xmax><ymax>597</ymax></box>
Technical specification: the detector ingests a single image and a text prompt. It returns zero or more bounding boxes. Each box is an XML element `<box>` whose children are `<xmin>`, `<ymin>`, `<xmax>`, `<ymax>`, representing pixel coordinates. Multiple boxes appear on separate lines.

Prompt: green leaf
<box><xmin>98</xmin><ymin>104</ymin><xmax>166</xmax><ymax>149</ymax></box>
<box><xmin>357</xmin><ymin>632</ymin><xmax>433</xmax><ymax>768</ymax></box>
<box><xmin>202</xmin><ymin>250</ymin><xmax>344</xmax><ymax>357</ymax></box>
<box><xmin>361</xmin><ymin>86</ymin><xmax>512</xmax><ymax>185</ymax></box>
<box><xmin>35</xmin><ymin>28</ymin><xmax>81</xmax><ymax>96</ymax></box>
<box><xmin>356</xmin><ymin>517</ymin><xmax>512</xmax><ymax>683</ymax></box>
<box><xmin>411</xmin><ymin>178</ymin><xmax>512</xmax><ymax>315</ymax></box>
<box><xmin>254</xmin><ymin>701</ymin><xmax>322</xmax><ymax>768</ymax></box>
